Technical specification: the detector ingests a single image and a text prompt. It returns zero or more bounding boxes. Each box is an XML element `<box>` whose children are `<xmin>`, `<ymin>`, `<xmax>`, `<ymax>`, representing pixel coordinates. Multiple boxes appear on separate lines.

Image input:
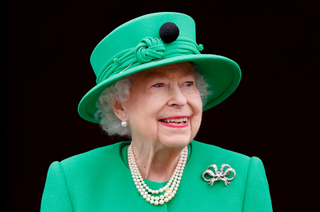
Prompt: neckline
<box><xmin>120</xmin><ymin>141</ymin><xmax>192</xmax><ymax>184</ymax></box>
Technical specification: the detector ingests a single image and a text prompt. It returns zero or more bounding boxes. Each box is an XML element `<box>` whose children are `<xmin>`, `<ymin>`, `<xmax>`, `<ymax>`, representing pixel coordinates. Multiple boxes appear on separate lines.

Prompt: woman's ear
<box><xmin>112</xmin><ymin>100</ymin><xmax>126</xmax><ymax>121</ymax></box>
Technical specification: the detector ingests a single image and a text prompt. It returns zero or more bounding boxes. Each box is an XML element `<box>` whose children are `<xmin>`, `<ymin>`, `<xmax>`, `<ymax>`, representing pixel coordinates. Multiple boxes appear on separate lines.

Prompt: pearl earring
<box><xmin>121</xmin><ymin>119</ymin><xmax>128</xmax><ymax>127</ymax></box>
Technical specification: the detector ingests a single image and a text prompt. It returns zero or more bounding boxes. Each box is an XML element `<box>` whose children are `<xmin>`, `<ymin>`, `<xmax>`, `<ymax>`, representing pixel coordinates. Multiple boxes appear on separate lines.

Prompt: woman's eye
<box><xmin>184</xmin><ymin>81</ymin><xmax>194</xmax><ymax>87</ymax></box>
<box><xmin>152</xmin><ymin>83</ymin><xmax>164</xmax><ymax>88</ymax></box>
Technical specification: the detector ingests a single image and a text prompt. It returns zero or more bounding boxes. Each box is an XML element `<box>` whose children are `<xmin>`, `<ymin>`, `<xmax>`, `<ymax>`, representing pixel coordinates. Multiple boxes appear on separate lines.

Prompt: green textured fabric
<box><xmin>78</xmin><ymin>12</ymin><xmax>241</xmax><ymax>123</ymax></box>
<box><xmin>41</xmin><ymin>141</ymin><xmax>272</xmax><ymax>211</ymax></box>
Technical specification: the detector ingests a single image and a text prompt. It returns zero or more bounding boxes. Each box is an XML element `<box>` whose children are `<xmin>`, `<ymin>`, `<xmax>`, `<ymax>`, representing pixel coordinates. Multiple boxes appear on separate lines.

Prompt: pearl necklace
<box><xmin>128</xmin><ymin>144</ymin><xmax>188</xmax><ymax>205</ymax></box>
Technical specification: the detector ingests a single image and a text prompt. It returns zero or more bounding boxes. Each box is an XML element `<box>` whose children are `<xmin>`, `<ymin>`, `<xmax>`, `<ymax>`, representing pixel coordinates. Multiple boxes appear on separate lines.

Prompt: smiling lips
<box><xmin>159</xmin><ymin>116</ymin><xmax>189</xmax><ymax>128</ymax></box>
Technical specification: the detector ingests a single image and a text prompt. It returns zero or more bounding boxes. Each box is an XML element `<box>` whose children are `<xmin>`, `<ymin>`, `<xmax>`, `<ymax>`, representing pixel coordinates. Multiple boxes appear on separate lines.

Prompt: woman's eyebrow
<box><xmin>143</xmin><ymin>70</ymin><xmax>195</xmax><ymax>81</ymax></box>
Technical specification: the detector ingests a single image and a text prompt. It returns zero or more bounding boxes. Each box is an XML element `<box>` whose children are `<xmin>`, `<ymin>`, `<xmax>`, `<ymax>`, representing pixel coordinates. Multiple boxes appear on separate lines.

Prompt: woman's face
<box><xmin>121</xmin><ymin>62</ymin><xmax>203</xmax><ymax>149</ymax></box>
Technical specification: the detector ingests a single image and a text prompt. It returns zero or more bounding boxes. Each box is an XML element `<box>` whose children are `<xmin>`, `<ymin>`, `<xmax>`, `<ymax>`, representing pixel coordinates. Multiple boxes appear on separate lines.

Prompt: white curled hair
<box><xmin>95</xmin><ymin>67</ymin><xmax>212</xmax><ymax>137</ymax></box>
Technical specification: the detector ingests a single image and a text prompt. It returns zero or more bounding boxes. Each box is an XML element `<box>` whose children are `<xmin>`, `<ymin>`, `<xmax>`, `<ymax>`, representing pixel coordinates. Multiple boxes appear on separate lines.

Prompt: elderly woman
<box><xmin>41</xmin><ymin>12</ymin><xmax>272</xmax><ymax>211</ymax></box>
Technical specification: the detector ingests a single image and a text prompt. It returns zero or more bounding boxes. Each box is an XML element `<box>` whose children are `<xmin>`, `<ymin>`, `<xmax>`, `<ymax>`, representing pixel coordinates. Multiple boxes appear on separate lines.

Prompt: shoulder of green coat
<box><xmin>191</xmin><ymin>140</ymin><xmax>251</xmax><ymax>164</ymax></box>
<box><xmin>59</xmin><ymin>141</ymin><xmax>128</xmax><ymax>167</ymax></box>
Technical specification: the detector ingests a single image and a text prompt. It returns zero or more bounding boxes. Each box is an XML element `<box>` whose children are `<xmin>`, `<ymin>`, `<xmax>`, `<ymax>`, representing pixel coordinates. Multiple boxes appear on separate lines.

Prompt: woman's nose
<box><xmin>167</xmin><ymin>85</ymin><xmax>187</xmax><ymax>107</ymax></box>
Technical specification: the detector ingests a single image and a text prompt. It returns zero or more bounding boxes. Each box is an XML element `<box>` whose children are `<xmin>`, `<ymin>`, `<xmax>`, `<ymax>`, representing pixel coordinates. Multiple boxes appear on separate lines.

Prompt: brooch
<box><xmin>202</xmin><ymin>164</ymin><xmax>236</xmax><ymax>186</ymax></box>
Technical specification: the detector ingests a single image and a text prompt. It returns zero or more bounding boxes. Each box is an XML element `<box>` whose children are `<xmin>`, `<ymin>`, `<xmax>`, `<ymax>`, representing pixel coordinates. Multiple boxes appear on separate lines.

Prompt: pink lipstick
<box><xmin>159</xmin><ymin>116</ymin><xmax>189</xmax><ymax>128</ymax></box>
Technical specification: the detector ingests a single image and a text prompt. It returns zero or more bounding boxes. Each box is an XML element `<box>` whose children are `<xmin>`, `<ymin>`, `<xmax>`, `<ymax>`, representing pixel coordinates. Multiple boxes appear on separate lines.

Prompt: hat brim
<box><xmin>78</xmin><ymin>54</ymin><xmax>241</xmax><ymax>123</ymax></box>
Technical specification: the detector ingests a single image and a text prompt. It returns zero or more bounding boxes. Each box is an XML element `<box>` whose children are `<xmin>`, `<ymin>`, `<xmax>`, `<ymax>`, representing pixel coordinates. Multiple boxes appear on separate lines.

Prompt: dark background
<box><xmin>2</xmin><ymin>0</ymin><xmax>318</xmax><ymax>211</ymax></box>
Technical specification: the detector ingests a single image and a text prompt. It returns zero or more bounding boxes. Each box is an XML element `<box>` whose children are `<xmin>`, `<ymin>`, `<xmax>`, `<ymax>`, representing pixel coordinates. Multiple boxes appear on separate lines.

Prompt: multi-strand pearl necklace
<box><xmin>128</xmin><ymin>144</ymin><xmax>188</xmax><ymax>205</ymax></box>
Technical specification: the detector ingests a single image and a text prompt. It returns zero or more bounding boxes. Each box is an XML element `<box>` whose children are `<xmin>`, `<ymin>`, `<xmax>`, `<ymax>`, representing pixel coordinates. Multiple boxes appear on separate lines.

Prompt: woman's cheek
<box><xmin>188</xmin><ymin>92</ymin><xmax>203</xmax><ymax>111</ymax></box>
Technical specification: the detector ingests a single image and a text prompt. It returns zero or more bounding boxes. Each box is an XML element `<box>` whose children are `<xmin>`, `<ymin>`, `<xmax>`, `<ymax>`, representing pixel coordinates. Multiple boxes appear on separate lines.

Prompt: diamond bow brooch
<box><xmin>202</xmin><ymin>164</ymin><xmax>236</xmax><ymax>186</ymax></box>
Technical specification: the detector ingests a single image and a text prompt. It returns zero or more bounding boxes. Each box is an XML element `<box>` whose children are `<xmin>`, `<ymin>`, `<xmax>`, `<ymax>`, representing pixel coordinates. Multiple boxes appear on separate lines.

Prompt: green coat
<box><xmin>41</xmin><ymin>141</ymin><xmax>272</xmax><ymax>211</ymax></box>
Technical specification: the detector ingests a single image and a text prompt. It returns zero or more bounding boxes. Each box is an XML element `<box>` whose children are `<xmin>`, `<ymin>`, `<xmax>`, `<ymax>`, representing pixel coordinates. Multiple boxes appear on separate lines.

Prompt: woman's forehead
<box><xmin>134</xmin><ymin>62</ymin><xmax>195</xmax><ymax>81</ymax></box>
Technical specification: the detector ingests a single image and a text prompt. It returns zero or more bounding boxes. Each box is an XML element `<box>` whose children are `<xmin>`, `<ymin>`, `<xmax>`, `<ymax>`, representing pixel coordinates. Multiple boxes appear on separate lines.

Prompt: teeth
<box><xmin>163</xmin><ymin>118</ymin><xmax>188</xmax><ymax>123</ymax></box>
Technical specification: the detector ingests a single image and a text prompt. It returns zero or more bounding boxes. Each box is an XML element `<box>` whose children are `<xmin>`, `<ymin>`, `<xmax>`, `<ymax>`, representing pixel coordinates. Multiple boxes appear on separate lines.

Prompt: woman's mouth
<box><xmin>159</xmin><ymin>116</ymin><xmax>189</xmax><ymax>128</ymax></box>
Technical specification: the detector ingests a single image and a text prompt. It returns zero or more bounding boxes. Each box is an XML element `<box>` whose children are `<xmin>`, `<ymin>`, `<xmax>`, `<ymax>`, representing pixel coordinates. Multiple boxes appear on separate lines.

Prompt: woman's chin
<box><xmin>158</xmin><ymin>135</ymin><xmax>192</xmax><ymax>149</ymax></box>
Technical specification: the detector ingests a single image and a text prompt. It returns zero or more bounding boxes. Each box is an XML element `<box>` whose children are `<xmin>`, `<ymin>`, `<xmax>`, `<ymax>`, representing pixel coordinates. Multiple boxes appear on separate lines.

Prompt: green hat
<box><xmin>78</xmin><ymin>12</ymin><xmax>241</xmax><ymax>123</ymax></box>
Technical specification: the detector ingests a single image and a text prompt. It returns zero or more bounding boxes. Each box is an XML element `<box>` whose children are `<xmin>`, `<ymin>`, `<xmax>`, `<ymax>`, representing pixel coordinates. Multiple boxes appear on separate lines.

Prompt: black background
<box><xmin>2</xmin><ymin>0</ymin><xmax>318</xmax><ymax>211</ymax></box>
